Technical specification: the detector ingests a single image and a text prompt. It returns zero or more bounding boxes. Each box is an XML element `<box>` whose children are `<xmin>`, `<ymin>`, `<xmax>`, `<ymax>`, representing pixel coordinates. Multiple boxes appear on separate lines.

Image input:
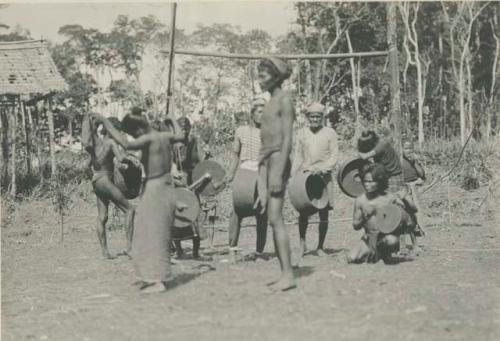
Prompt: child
<box><xmin>291</xmin><ymin>102</ymin><xmax>338</xmax><ymax>258</ymax></box>
<box><xmin>347</xmin><ymin>163</ymin><xmax>415</xmax><ymax>264</ymax></box>
<box><xmin>93</xmin><ymin>112</ymin><xmax>184</xmax><ymax>294</ymax></box>
<box><xmin>255</xmin><ymin>57</ymin><xmax>296</xmax><ymax>291</ymax></box>
<box><xmin>83</xmin><ymin>114</ymin><xmax>135</xmax><ymax>259</ymax></box>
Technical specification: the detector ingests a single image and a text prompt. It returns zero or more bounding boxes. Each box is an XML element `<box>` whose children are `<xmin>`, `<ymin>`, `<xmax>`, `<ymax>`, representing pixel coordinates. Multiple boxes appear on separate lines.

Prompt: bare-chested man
<box><xmin>93</xmin><ymin>112</ymin><xmax>184</xmax><ymax>294</ymax></box>
<box><xmin>84</xmin><ymin>115</ymin><xmax>135</xmax><ymax>259</ymax></box>
<box><xmin>255</xmin><ymin>57</ymin><xmax>296</xmax><ymax>291</ymax></box>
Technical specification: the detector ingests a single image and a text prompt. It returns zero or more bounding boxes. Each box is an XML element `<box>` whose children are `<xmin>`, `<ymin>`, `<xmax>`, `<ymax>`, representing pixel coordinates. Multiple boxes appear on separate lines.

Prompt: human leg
<box><xmin>346</xmin><ymin>239</ymin><xmax>370</xmax><ymax>264</ymax></box>
<box><xmin>317</xmin><ymin>208</ymin><xmax>329</xmax><ymax>254</ymax></box>
<box><xmin>267</xmin><ymin>194</ymin><xmax>296</xmax><ymax>291</ymax></box>
<box><xmin>298</xmin><ymin>213</ymin><xmax>308</xmax><ymax>258</ymax></box>
<box><xmin>255</xmin><ymin>213</ymin><xmax>268</xmax><ymax>254</ymax></box>
<box><xmin>95</xmin><ymin>192</ymin><xmax>113</xmax><ymax>259</ymax></box>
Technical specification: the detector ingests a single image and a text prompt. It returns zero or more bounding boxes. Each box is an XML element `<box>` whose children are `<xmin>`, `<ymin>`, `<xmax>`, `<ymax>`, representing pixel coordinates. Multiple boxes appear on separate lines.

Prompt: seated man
<box><xmin>291</xmin><ymin>102</ymin><xmax>338</xmax><ymax>258</ymax></box>
<box><xmin>347</xmin><ymin>163</ymin><xmax>416</xmax><ymax>264</ymax></box>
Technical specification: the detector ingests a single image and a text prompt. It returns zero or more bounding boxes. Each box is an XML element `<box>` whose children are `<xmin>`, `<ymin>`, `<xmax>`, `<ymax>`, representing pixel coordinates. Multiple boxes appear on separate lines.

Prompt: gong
<box><xmin>192</xmin><ymin>160</ymin><xmax>226</xmax><ymax>196</ymax></box>
<box><xmin>336</xmin><ymin>158</ymin><xmax>368</xmax><ymax>198</ymax></box>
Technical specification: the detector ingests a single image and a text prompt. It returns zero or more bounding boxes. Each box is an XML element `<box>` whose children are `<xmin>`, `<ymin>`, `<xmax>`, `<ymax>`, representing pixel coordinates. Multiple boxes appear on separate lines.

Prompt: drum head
<box><xmin>375</xmin><ymin>204</ymin><xmax>402</xmax><ymax>234</ymax></box>
<box><xmin>174</xmin><ymin>188</ymin><xmax>200</xmax><ymax>228</ymax></box>
<box><xmin>336</xmin><ymin>158</ymin><xmax>368</xmax><ymax>198</ymax></box>
<box><xmin>192</xmin><ymin>160</ymin><xmax>226</xmax><ymax>196</ymax></box>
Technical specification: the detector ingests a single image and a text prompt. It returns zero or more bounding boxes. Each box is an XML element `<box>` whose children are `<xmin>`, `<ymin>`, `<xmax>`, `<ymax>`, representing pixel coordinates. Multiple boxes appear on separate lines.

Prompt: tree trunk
<box><xmin>312</xmin><ymin>61</ymin><xmax>322</xmax><ymax>101</ymax></box>
<box><xmin>346</xmin><ymin>30</ymin><xmax>362</xmax><ymax>138</ymax></box>
<box><xmin>305</xmin><ymin>60</ymin><xmax>313</xmax><ymax>99</ymax></box>
<box><xmin>466</xmin><ymin>56</ymin><xmax>473</xmax><ymax>139</ymax></box>
<box><xmin>46</xmin><ymin>99</ymin><xmax>57</xmax><ymax>177</ymax></box>
<box><xmin>387</xmin><ymin>3</ymin><xmax>403</xmax><ymax>156</ymax></box>
<box><xmin>10</xmin><ymin>105</ymin><xmax>17</xmax><ymax>196</ymax></box>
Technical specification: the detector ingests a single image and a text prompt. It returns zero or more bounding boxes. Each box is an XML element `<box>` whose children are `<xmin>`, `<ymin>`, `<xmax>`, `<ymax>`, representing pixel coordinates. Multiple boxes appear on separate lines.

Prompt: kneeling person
<box><xmin>347</xmin><ymin>163</ymin><xmax>415</xmax><ymax>264</ymax></box>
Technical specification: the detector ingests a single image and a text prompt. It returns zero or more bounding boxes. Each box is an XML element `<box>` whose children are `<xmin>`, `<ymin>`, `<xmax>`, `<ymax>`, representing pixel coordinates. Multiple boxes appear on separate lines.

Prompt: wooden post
<box><xmin>165</xmin><ymin>2</ymin><xmax>177</xmax><ymax>117</ymax></box>
<box><xmin>20</xmin><ymin>97</ymin><xmax>32</xmax><ymax>177</ymax></box>
<box><xmin>46</xmin><ymin>98</ymin><xmax>57</xmax><ymax>177</ymax></box>
<box><xmin>0</xmin><ymin>106</ymin><xmax>9</xmax><ymax>185</ymax></box>
<box><xmin>387</xmin><ymin>3</ymin><xmax>403</xmax><ymax>157</ymax></box>
<box><xmin>10</xmin><ymin>104</ymin><xmax>17</xmax><ymax>196</ymax></box>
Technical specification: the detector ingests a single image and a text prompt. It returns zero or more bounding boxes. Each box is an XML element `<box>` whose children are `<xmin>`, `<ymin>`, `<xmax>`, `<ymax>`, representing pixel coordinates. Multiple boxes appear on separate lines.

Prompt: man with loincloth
<box><xmin>254</xmin><ymin>57</ymin><xmax>296</xmax><ymax>291</ymax></box>
<box><xmin>291</xmin><ymin>102</ymin><xmax>339</xmax><ymax>259</ymax></box>
<box><xmin>226</xmin><ymin>97</ymin><xmax>268</xmax><ymax>262</ymax></box>
<box><xmin>83</xmin><ymin>115</ymin><xmax>136</xmax><ymax>260</ymax></box>
<box><xmin>92</xmin><ymin>112</ymin><xmax>184</xmax><ymax>294</ymax></box>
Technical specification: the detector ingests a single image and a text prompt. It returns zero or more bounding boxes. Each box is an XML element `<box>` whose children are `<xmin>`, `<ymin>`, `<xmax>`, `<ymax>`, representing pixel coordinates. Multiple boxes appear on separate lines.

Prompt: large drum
<box><xmin>172</xmin><ymin>187</ymin><xmax>200</xmax><ymax>241</ymax></box>
<box><xmin>114</xmin><ymin>158</ymin><xmax>142</xmax><ymax>199</ymax></box>
<box><xmin>232</xmin><ymin>168</ymin><xmax>258</xmax><ymax>217</ymax></box>
<box><xmin>192</xmin><ymin>160</ymin><xmax>226</xmax><ymax>196</ymax></box>
<box><xmin>336</xmin><ymin>158</ymin><xmax>368</xmax><ymax>198</ymax></box>
<box><xmin>289</xmin><ymin>171</ymin><xmax>329</xmax><ymax>214</ymax></box>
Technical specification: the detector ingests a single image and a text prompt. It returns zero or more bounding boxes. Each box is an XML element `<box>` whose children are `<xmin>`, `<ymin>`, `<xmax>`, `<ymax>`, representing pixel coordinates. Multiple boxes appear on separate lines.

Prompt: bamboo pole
<box><xmin>161</xmin><ymin>49</ymin><xmax>389</xmax><ymax>60</ymax></box>
<box><xmin>20</xmin><ymin>98</ymin><xmax>32</xmax><ymax>177</ymax></box>
<box><xmin>165</xmin><ymin>2</ymin><xmax>177</xmax><ymax>117</ymax></box>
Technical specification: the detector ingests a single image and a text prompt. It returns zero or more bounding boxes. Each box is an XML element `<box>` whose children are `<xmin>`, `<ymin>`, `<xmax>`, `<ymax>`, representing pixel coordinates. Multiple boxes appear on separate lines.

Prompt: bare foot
<box><xmin>316</xmin><ymin>248</ymin><xmax>327</xmax><ymax>257</ymax></box>
<box><xmin>103</xmin><ymin>251</ymin><xmax>116</xmax><ymax>260</ymax></box>
<box><xmin>299</xmin><ymin>242</ymin><xmax>307</xmax><ymax>258</ymax></box>
<box><xmin>117</xmin><ymin>250</ymin><xmax>132</xmax><ymax>259</ymax></box>
<box><xmin>269</xmin><ymin>276</ymin><xmax>297</xmax><ymax>292</ymax></box>
<box><xmin>140</xmin><ymin>282</ymin><xmax>166</xmax><ymax>294</ymax></box>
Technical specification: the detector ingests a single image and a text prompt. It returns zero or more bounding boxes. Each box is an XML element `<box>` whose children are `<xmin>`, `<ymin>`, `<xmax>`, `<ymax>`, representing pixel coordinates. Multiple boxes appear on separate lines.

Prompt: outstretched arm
<box><xmin>227</xmin><ymin>132</ymin><xmax>241</xmax><ymax>182</ymax></box>
<box><xmin>94</xmin><ymin>114</ymin><xmax>152</xmax><ymax>150</ymax></box>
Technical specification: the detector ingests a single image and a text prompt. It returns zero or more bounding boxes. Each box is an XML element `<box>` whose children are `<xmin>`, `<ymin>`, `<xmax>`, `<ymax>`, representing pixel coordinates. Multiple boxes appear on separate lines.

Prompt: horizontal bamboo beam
<box><xmin>161</xmin><ymin>49</ymin><xmax>388</xmax><ymax>60</ymax></box>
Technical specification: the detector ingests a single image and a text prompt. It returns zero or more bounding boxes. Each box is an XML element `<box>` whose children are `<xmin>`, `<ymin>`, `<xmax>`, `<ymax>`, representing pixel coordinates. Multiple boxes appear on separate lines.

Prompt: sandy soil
<box><xmin>2</xmin><ymin>184</ymin><xmax>499</xmax><ymax>341</ymax></box>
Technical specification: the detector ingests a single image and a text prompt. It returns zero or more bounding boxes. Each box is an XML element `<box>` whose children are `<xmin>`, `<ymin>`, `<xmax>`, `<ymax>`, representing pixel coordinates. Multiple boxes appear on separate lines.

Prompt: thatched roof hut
<box><xmin>0</xmin><ymin>40</ymin><xmax>68</xmax><ymax>192</ymax></box>
<box><xmin>0</xmin><ymin>40</ymin><xmax>67</xmax><ymax>96</ymax></box>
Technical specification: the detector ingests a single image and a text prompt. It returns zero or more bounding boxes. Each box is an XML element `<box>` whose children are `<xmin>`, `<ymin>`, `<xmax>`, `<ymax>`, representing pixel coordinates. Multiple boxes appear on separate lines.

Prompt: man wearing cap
<box><xmin>226</xmin><ymin>98</ymin><xmax>268</xmax><ymax>262</ymax></box>
<box><xmin>255</xmin><ymin>56</ymin><xmax>296</xmax><ymax>291</ymax></box>
<box><xmin>291</xmin><ymin>102</ymin><xmax>339</xmax><ymax>259</ymax></box>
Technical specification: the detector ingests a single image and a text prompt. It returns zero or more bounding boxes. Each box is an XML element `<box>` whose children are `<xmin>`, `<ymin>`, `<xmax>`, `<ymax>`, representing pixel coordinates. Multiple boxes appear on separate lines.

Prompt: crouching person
<box><xmin>347</xmin><ymin>163</ymin><xmax>415</xmax><ymax>264</ymax></box>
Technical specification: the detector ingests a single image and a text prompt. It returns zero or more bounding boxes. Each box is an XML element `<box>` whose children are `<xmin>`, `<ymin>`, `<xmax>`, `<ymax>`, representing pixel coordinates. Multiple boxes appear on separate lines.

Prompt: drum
<box><xmin>289</xmin><ymin>171</ymin><xmax>329</xmax><ymax>214</ymax></box>
<box><xmin>336</xmin><ymin>158</ymin><xmax>368</xmax><ymax>198</ymax></box>
<box><xmin>374</xmin><ymin>204</ymin><xmax>403</xmax><ymax>234</ymax></box>
<box><xmin>114</xmin><ymin>159</ymin><xmax>142</xmax><ymax>199</ymax></box>
<box><xmin>192</xmin><ymin>160</ymin><xmax>226</xmax><ymax>196</ymax></box>
<box><xmin>232</xmin><ymin>168</ymin><xmax>258</xmax><ymax>217</ymax></box>
<box><xmin>173</xmin><ymin>187</ymin><xmax>200</xmax><ymax>229</ymax></box>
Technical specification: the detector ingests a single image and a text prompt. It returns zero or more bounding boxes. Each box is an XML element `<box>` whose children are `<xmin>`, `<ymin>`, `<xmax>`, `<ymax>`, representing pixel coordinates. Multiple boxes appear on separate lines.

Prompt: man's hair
<box><xmin>258</xmin><ymin>58</ymin><xmax>291</xmax><ymax>85</ymax></box>
<box><xmin>360</xmin><ymin>163</ymin><xmax>389</xmax><ymax>191</ymax></box>
<box><xmin>357</xmin><ymin>130</ymin><xmax>380</xmax><ymax>153</ymax></box>
<box><xmin>121</xmin><ymin>114</ymin><xmax>149</xmax><ymax>135</ymax></box>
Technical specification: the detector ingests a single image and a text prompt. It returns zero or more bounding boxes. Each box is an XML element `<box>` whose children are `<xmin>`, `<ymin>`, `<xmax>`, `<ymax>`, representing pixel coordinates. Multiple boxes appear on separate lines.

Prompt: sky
<box><xmin>1</xmin><ymin>1</ymin><xmax>297</xmax><ymax>43</ymax></box>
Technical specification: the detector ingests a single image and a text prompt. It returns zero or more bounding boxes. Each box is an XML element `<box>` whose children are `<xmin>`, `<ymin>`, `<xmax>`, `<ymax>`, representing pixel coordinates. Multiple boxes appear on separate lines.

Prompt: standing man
<box><xmin>93</xmin><ymin>112</ymin><xmax>185</xmax><ymax>294</ymax></box>
<box><xmin>291</xmin><ymin>102</ymin><xmax>339</xmax><ymax>258</ymax></box>
<box><xmin>255</xmin><ymin>57</ymin><xmax>296</xmax><ymax>291</ymax></box>
<box><xmin>226</xmin><ymin>98</ymin><xmax>268</xmax><ymax>262</ymax></box>
<box><xmin>172</xmin><ymin>117</ymin><xmax>203</xmax><ymax>259</ymax></box>
<box><xmin>83</xmin><ymin>115</ymin><xmax>135</xmax><ymax>259</ymax></box>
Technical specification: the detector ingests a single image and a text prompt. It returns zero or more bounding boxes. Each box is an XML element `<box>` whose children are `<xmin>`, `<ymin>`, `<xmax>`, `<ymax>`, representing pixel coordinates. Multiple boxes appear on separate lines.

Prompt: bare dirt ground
<box><xmin>2</xmin><ymin>183</ymin><xmax>499</xmax><ymax>341</ymax></box>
